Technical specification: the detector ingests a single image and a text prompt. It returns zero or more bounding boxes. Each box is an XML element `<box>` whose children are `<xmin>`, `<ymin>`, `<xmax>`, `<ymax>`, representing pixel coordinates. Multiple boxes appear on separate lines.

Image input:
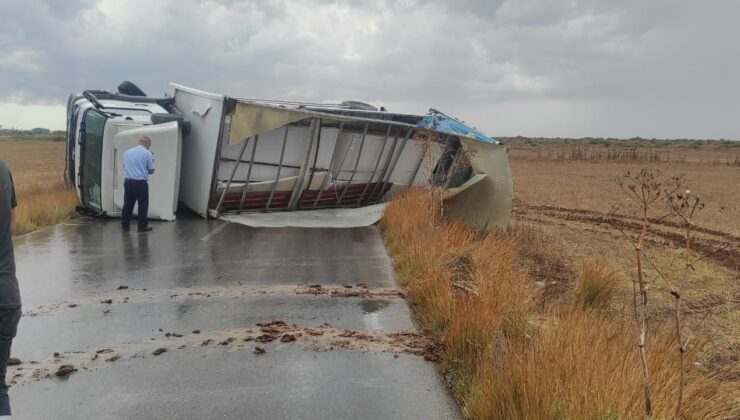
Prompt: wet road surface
<box><xmin>9</xmin><ymin>215</ymin><xmax>459</xmax><ymax>419</ymax></box>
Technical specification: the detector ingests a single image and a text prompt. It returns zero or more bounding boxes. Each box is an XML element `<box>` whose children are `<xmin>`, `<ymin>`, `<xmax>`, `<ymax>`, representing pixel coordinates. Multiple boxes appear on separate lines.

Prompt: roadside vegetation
<box><xmin>380</xmin><ymin>186</ymin><xmax>738</xmax><ymax>418</ymax></box>
<box><xmin>0</xmin><ymin>138</ymin><xmax>77</xmax><ymax>235</ymax></box>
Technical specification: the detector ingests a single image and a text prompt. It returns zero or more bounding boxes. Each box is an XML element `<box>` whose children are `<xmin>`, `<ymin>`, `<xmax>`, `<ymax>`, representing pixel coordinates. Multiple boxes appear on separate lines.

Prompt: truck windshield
<box><xmin>80</xmin><ymin>109</ymin><xmax>106</xmax><ymax>212</ymax></box>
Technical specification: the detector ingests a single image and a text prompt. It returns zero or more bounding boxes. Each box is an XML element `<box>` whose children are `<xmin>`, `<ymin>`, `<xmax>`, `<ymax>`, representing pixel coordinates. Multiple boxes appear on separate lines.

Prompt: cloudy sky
<box><xmin>1</xmin><ymin>0</ymin><xmax>738</xmax><ymax>138</ymax></box>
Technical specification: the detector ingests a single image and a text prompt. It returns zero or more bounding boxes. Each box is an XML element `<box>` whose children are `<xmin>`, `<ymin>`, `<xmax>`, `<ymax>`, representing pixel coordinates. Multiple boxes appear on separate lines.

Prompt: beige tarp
<box><xmin>441</xmin><ymin>173</ymin><xmax>487</xmax><ymax>200</ymax></box>
<box><xmin>444</xmin><ymin>139</ymin><xmax>513</xmax><ymax>230</ymax></box>
<box><xmin>221</xmin><ymin>204</ymin><xmax>387</xmax><ymax>228</ymax></box>
<box><xmin>228</xmin><ymin>102</ymin><xmax>313</xmax><ymax>144</ymax></box>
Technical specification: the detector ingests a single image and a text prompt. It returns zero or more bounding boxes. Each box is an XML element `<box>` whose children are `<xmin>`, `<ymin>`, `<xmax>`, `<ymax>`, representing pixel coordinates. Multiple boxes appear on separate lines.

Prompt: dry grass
<box><xmin>509</xmin><ymin>139</ymin><xmax>740</xmax><ymax>385</ymax></box>
<box><xmin>0</xmin><ymin>138</ymin><xmax>77</xmax><ymax>234</ymax></box>
<box><xmin>13</xmin><ymin>183</ymin><xmax>78</xmax><ymax>235</ymax></box>
<box><xmin>573</xmin><ymin>260</ymin><xmax>620</xmax><ymax>310</ymax></box>
<box><xmin>380</xmin><ymin>188</ymin><xmax>739</xmax><ymax>419</ymax></box>
<box><xmin>467</xmin><ymin>310</ymin><xmax>736</xmax><ymax>420</ymax></box>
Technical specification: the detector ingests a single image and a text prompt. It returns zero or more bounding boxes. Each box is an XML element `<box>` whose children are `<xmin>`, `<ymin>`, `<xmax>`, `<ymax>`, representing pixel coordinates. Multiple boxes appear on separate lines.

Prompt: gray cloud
<box><xmin>0</xmin><ymin>0</ymin><xmax>738</xmax><ymax>138</ymax></box>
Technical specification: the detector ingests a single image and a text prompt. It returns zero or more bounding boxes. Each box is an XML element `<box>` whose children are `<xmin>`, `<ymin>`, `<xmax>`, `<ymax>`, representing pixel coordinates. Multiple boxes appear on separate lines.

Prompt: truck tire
<box><xmin>118</xmin><ymin>81</ymin><xmax>147</xmax><ymax>97</ymax></box>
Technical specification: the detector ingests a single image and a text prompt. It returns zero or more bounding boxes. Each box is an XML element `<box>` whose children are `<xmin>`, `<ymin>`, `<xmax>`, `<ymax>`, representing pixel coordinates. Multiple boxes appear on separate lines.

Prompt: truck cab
<box><xmin>65</xmin><ymin>88</ymin><xmax>187</xmax><ymax>220</ymax></box>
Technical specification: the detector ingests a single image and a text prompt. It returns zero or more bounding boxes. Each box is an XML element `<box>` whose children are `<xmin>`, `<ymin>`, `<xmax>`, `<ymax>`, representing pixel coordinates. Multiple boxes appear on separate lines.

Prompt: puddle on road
<box><xmin>360</xmin><ymin>299</ymin><xmax>391</xmax><ymax>314</ymax></box>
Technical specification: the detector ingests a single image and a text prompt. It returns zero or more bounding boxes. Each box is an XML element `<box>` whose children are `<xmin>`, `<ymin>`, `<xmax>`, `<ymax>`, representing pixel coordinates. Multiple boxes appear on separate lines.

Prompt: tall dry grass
<box><xmin>573</xmin><ymin>259</ymin><xmax>620</xmax><ymax>310</ymax></box>
<box><xmin>466</xmin><ymin>310</ymin><xmax>735</xmax><ymax>420</ymax></box>
<box><xmin>379</xmin><ymin>189</ymin><xmax>739</xmax><ymax>419</ymax></box>
<box><xmin>1</xmin><ymin>138</ymin><xmax>78</xmax><ymax>235</ymax></box>
<box><xmin>14</xmin><ymin>183</ymin><xmax>78</xmax><ymax>235</ymax></box>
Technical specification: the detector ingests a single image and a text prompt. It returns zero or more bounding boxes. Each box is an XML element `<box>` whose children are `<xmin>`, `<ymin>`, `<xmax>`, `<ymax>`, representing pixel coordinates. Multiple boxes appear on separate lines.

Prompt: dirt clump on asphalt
<box><xmin>253</xmin><ymin>346</ymin><xmax>265</xmax><ymax>354</ymax></box>
<box><xmin>152</xmin><ymin>348</ymin><xmax>167</xmax><ymax>356</ymax></box>
<box><xmin>255</xmin><ymin>334</ymin><xmax>276</xmax><ymax>343</ymax></box>
<box><xmin>387</xmin><ymin>332</ymin><xmax>443</xmax><ymax>362</ymax></box>
<box><xmin>280</xmin><ymin>334</ymin><xmax>297</xmax><ymax>342</ymax></box>
<box><xmin>295</xmin><ymin>285</ymin><xmax>405</xmax><ymax>298</ymax></box>
<box><xmin>55</xmin><ymin>365</ymin><xmax>77</xmax><ymax>377</ymax></box>
<box><xmin>105</xmin><ymin>355</ymin><xmax>120</xmax><ymax>362</ymax></box>
<box><xmin>259</xmin><ymin>326</ymin><xmax>282</xmax><ymax>334</ymax></box>
<box><xmin>7</xmin><ymin>357</ymin><xmax>21</xmax><ymax>366</ymax></box>
<box><xmin>338</xmin><ymin>330</ymin><xmax>374</xmax><ymax>341</ymax></box>
<box><xmin>257</xmin><ymin>320</ymin><xmax>286</xmax><ymax>327</ymax></box>
<box><xmin>304</xmin><ymin>328</ymin><xmax>324</xmax><ymax>336</ymax></box>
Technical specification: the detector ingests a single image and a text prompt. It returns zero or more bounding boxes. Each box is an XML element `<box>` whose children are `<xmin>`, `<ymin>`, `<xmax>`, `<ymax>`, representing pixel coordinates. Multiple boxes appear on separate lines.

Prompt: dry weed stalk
<box><xmin>613</xmin><ymin>169</ymin><xmax>681</xmax><ymax>419</ymax></box>
<box><xmin>665</xmin><ymin>184</ymin><xmax>704</xmax><ymax>419</ymax></box>
<box><xmin>613</xmin><ymin>170</ymin><xmax>718</xmax><ymax>419</ymax></box>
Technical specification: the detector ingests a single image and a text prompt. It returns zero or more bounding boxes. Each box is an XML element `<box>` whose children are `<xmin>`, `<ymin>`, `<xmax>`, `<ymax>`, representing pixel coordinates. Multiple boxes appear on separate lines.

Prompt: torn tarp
<box><xmin>228</xmin><ymin>102</ymin><xmax>312</xmax><ymax>144</ymax></box>
<box><xmin>416</xmin><ymin>112</ymin><xmax>497</xmax><ymax>144</ymax></box>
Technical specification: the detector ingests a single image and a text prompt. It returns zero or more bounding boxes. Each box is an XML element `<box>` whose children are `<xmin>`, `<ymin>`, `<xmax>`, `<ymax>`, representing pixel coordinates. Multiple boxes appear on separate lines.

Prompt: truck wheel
<box><xmin>118</xmin><ymin>81</ymin><xmax>147</xmax><ymax>97</ymax></box>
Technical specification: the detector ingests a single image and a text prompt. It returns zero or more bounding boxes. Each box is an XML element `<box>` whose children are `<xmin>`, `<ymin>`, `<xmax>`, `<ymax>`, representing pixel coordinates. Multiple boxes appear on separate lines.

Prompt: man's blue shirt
<box><xmin>123</xmin><ymin>145</ymin><xmax>155</xmax><ymax>181</ymax></box>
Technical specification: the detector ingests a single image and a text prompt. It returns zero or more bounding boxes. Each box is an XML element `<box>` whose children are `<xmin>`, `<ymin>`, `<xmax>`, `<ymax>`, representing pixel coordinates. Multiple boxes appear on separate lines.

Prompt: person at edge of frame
<box><xmin>121</xmin><ymin>136</ymin><xmax>156</xmax><ymax>233</ymax></box>
<box><xmin>0</xmin><ymin>159</ymin><xmax>22</xmax><ymax>419</ymax></box>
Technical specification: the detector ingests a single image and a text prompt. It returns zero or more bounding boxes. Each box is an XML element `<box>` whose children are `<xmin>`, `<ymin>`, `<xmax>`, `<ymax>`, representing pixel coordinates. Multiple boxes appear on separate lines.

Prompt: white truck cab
<box><xmin>65</xmin><ymin>87</ymin><xmax>186</xmax><ymax>220</ymax></box>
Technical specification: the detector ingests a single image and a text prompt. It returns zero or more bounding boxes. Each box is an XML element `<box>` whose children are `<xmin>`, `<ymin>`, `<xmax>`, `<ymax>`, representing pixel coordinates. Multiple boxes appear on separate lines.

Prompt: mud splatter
<box><xmin>55</xmin><ymin>365</ymin><xmax>77</xmax><ymax>377</ymax></box>
<box><xmin>7</xmin><ymin>322</ymin><xmax>439</xmax><ymax>386</ymax></box>
<box><xmin>24</xmin><ymin>284</ymin><xmax>405</xmax><ymax>317</ymax></box>
<box><xmin>295</xmin><ymin>285</ymin><xmax>405</xmax><ymax>298</ymax></box>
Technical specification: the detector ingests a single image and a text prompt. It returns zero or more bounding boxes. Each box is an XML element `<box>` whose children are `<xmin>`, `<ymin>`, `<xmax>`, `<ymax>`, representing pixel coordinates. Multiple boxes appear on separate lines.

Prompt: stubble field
<box><xmin>507</xmin><ymin>139</ymin><xmax>739</xmax><ymax>377</ymax></box>
<box><xmin>0</xmin><ymin>138</ymin><xmax>77</xmax><ymax>235</ymax></box>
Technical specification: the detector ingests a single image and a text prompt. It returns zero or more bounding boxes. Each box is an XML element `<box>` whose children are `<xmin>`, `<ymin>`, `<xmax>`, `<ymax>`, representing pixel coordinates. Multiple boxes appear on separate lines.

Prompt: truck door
<box><xmin>113</xmin><ymin>121</ymin><xmax>182</xmax><ymax>221</ymax></box>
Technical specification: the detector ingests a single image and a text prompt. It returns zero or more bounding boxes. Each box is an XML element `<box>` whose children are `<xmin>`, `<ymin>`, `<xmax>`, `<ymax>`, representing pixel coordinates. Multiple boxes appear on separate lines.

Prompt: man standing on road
<box><xmin>0</xmin><ymin>159</ymin><xmax>22</xmax><ymax>419</ymax></box>
<box><xmin>122</xmin><ymin>136</ymin><xmax>155</xmax><ymax>232</ymax></box>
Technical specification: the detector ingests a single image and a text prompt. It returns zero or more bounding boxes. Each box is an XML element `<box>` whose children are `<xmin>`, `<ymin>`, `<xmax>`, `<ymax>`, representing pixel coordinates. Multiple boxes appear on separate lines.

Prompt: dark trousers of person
<box><xmin>121</xmin><ymin>179</ymin><xmax>149</xmax><ymax>228</ymax></box>
<box><xmin>0</xmin><ymin>308</ymin><xmax>21</xmax><ymax>416</ymax></box>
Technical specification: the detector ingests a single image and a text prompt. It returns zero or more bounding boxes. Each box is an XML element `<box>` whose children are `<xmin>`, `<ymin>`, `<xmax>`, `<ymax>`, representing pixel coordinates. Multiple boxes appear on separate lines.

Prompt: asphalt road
<box><xmin>8</xmin><ymin>215</ymin><xmax>459</xmax><ymax>419</ymax></box>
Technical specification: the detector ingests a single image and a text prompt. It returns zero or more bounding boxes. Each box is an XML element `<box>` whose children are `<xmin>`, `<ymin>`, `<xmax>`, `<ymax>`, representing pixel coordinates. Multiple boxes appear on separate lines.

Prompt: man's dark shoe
<box><xmin>137</xmin><ymin>226</ymin><xmax>153</xmax><ymax>233</ymax></box>
<box><xmin>122</xmin><ymin>224</ymin><xmax>130</xmax><ymax>232</ymax></box>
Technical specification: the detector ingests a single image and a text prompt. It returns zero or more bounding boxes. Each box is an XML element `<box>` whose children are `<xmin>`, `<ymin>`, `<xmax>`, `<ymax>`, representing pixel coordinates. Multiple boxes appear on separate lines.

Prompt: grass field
<box><xmin>0</xmin><ymin>137</ymin><xmax>77</xmax><ymax>235</ymax></box>
<box><xmin>381</xmin><ymin>139</ymin><xmax>739</xmax><ymax>418</ymax></box>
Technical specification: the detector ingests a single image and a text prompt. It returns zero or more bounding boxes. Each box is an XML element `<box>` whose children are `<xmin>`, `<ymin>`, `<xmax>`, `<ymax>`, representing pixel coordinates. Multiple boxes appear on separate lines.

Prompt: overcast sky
<box><xmin>1</xmin><ymin>0</ymin><xmax>738</xmax><ymax>138</ymax></box>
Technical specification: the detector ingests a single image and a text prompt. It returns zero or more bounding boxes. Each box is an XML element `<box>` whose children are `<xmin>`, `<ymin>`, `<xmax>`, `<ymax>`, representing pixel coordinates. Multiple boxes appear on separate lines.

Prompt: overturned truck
<box><xmin>65</xmin><ymin>82</ymin><xmax>512</xmax><ymax>229</ymax></box>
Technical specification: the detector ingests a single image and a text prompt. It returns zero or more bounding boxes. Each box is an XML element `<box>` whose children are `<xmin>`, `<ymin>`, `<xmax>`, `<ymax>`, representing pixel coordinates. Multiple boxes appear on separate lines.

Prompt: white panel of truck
<box><xmin>170</xmin><ymin>83</ymin><xmax>225</xmax><ymax>217</ymax></box>
<box><xmin>112</xmin><ymin>122</ymin><xmax>182</xmax><ymax>221</ymax></box>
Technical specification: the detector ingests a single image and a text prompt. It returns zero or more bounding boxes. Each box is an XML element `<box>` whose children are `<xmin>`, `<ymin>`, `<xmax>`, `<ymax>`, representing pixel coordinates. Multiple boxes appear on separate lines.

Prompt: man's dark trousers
<box><xmin>121</xmin><ymin>179</ymin><xmax>149</xmax><ymax>228</ymax></box>
<box><xmin>0</xmin><ymin>308</ymin><xmax>21</xmax><ymax>415</ymax></box>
